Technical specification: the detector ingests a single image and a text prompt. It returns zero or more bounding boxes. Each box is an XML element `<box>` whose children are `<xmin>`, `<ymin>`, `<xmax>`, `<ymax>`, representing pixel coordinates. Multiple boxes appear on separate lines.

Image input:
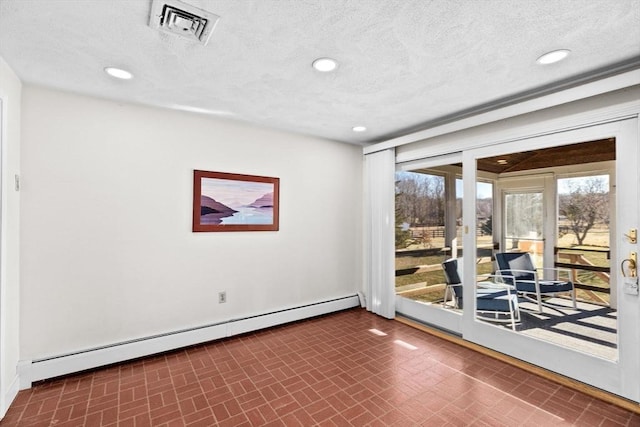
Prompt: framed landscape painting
<box><xmin>192</xmin><ymin>170</ymin><xmax>280</xmax><ymax>232</ymax></box>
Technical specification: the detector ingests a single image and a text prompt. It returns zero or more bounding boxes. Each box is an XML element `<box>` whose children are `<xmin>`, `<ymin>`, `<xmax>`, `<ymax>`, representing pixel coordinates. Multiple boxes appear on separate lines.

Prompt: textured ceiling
<box><xmin>1</xmin><ymin>0</ymin><xmax>639</xmax><ymax>145</ymax></box>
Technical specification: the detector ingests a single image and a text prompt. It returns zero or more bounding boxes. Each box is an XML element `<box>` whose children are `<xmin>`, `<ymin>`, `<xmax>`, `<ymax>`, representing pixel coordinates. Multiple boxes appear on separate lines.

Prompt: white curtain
<box><xmin>364</xmin><ymin>148</ymin><xmax>396</xmax><ymax>319</ymax></box>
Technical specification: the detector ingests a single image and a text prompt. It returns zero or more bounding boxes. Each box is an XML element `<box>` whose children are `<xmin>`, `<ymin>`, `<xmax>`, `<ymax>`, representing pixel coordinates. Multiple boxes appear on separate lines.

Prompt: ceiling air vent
<box><xmin>149</xmin><ymin>0</ymin><xmax>220</xmax><ymax>45</ymax></box>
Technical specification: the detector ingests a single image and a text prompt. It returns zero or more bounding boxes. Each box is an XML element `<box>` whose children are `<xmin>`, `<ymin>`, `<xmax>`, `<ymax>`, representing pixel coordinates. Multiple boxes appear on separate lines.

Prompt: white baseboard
<box><xmin>18</xmin><ymin>295</ymin><xmax>359</xmax><ymax>390</ymax></box>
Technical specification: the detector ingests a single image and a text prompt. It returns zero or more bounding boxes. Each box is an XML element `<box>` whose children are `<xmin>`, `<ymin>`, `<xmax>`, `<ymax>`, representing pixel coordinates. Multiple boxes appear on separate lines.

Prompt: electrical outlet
<box><xmin>218</xmin><ymin>291</ymin><xmax>226</xmax><ymax>304</ymax></box>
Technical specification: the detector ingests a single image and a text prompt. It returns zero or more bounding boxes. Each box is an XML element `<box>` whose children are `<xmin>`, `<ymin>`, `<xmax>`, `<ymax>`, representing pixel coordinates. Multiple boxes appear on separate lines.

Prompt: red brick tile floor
<box><xmin>2</xmin><ymin>308</ymin><xmax>639</xmax><ymax>426</ymax></box>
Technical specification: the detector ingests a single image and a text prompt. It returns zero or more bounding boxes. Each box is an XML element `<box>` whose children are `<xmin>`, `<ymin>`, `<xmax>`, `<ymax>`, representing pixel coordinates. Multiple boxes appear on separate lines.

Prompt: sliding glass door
<box><xmin>394</xmin><ymin>154</ymin><xmax>464</xmax><ymax>334</ymax></box>
<box><xmin>462</xmin><ymin>119</ymin><xmax>639</xmax><ymax>401</ymax></box>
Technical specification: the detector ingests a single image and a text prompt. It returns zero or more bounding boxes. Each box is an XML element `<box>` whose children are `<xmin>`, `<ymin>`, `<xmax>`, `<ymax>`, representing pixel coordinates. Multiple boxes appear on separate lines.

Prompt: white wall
<box><xmin>20</xmin><ymin>86</ymin><xmax>362</xmax><ymax>360</ymax></box>
<box><xmin>0</xmin><ymin>56</ymin><xmax>22</xmax><ymax>416</ymax></box>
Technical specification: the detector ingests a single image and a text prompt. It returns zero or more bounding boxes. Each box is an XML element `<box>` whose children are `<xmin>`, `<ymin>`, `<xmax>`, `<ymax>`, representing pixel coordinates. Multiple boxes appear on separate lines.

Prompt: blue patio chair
<box><xmin>475</xmin><ymin>279</ymin><xmax>521</xmax><ymax>330</ymax></box>
<box><xmin>495</xmin><ymin>252</ymin><xmax>576</xmax><ymax>313</ymax></box>
<box><xmin>442</xmin><ymin>258</ymin><xmax>520</xmax><ymax>330</ymax></box>
<box><xmin>442</xmin><ymin>258</ymin><xmax>463</xmax><ymax>309</ymax></box>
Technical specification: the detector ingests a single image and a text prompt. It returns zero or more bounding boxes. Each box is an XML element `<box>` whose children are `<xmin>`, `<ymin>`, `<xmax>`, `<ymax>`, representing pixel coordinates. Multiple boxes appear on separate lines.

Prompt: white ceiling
<box><xmin>1</xmin><ymin>0</ymin><xmax>639</xmax><ymax>145</ymax></box>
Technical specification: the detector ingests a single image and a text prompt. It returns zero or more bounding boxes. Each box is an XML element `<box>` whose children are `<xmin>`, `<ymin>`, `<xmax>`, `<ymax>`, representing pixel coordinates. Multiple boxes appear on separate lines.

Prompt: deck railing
<box><xmin>554</xmin><ymin>246</ymin><xmax>610</xmax><ymax>294</ymax></box>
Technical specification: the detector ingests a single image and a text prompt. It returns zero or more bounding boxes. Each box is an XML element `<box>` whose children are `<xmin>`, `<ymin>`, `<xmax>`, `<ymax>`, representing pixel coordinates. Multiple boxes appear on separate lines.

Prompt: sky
<box><xmin>201</xmin><ymin>178</ymin><xmax>273</xmax><ymax>208</ymax></box>
<box><xmin>396</xmin><ymin>171</ymin><xmax>493</xmax><ymax>199</ymax></box>
<box><xmin>399</xmin><ymin>172</ymin><xmax>608</xmax><ymax>199</ymax></box>
<box><xmin>557</xmin><ymin>175</ymin><xmax>609</xmax><ymax>195</ymax></box>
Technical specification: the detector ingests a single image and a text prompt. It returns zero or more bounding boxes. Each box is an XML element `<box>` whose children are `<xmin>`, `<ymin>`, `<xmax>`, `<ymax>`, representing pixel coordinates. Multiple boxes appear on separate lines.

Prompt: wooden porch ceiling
<box><xmin>476</xmin><ymin>138</ymin><xmax>615</xmax><ymax>174</ymax></box>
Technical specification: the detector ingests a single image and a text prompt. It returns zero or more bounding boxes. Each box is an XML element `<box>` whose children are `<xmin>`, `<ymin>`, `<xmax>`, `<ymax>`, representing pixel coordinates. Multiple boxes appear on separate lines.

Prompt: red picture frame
<box><xmin>192</xmin><ymin>170</ymin><xmax>280</xmax><ymax>232</ymax></box>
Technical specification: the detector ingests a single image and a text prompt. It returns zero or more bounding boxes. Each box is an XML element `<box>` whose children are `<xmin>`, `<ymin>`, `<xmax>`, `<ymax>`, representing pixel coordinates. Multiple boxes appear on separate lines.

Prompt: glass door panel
<box><xmin>395</xmin><ymin>171</ymin><xmax>448</xmax><ymax>305</ymax></box>
<box><xmin>465</xmin><ymin>120</ymin><xmax>638</xmax><ymax>402</ymax></box>
<box><xmin>395</xmin><ymin>158</ymin><xmax>464</xmax><ymax>333</ymax></box>
<box><xmin>474</xmin><ymin>145</ymin><xmax>616</xmax><ymax>360</ymax></box>
<box><xmin>476</xmin><ymin>181</ymin><xmax>495</xmax><ymax>275</ymax></box>
<box><xmin>504</xmin><ymin>191</ymin><xmax>544</xmax><ymax>266</ymax></box>
<box><xmin>556</xmin><ymin>175</ymin><xmax>611</xmax><ymax>306</ymax></box>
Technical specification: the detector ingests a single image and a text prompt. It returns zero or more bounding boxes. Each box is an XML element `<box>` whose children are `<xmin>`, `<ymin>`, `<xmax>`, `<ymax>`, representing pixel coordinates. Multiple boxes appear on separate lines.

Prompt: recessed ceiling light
<box><xmin>497</xmin><ymin>159</ymin><xmax>508</xmax><ymax>165</ymax></box>
<box><xmin>312</xmin><ymin>57</ymin><xmax>338</xmax><ymax>72</ymax></box>
<box><xmin>104</xmin><ymin>67</ymin><xmax>133</xmax><ymax>80</ymax></box>
<box><xmin>352</xmin><ymin>126</ymin><xmax>367</xmax><ymax>132</ymax></box>
<box><xmin>536</xmin><ymin>49</ymin><xmax>571</xmax><ymax>65</ymax></box>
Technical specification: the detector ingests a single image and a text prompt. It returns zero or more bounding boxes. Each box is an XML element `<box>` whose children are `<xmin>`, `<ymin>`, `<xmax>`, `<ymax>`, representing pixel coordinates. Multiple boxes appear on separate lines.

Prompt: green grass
<box><xmin>395</xmin><ymin>259</ymin><xmax>494</xmax><ymax>289</ymax></box>
<box><xmin>413</xmin><ymin>291</ymin><xmax>445</xmax><ymax>303</ymax></box>
<box><xmin>558</xmin><ymin>247</ymin><xmax>609</xmax><ymax>266</ymax></box>
<box><xmin>396</xmin><ymin>270</ymin><xmax>444</xmax><ymax>288</ymax></box>
<box><xmin>395</xmin><ymin>254</ymin><xmax>443</xmax><ymax>270</ymax></box>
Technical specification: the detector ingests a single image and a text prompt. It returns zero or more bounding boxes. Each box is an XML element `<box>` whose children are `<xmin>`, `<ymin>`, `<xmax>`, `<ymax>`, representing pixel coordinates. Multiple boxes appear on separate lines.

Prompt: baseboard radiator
<box><xmin>18</xmin><ymin>294</ymin><xmax>360</xmax><ymax>389</ymax></box>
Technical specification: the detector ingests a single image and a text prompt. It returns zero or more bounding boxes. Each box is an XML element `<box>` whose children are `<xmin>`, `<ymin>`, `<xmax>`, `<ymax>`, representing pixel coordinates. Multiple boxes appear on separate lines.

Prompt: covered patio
<box><xmin>395</xmin><ymin>138</ymin><xmax>618</xmax><ymax>360</ymax></box>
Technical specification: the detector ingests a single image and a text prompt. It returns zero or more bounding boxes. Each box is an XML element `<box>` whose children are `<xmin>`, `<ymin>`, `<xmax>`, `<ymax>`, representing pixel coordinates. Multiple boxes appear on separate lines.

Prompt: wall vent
<box><xmin>149</xmin><ymin>0</ymin><xmax>219</xmax><ymax>45</ymax></box>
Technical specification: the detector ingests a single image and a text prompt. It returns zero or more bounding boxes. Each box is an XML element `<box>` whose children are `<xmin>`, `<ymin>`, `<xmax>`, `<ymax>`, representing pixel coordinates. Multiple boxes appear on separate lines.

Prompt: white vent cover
<box><xmin>149</xmin><ymin>0</ymin><xmax>219</xmax><ymax>45</ymax></box>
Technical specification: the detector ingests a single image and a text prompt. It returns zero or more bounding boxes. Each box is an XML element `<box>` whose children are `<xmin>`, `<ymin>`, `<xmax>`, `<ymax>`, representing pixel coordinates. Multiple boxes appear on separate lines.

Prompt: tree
<box><xmin>476</xmin><ymin>197</ymin><xmax>493</xmax><ymax>236</ymax></box>
<box><xmin>480</xmin><ymin>216</ymin><xmax>493</xmax><ymax>236</ymax></box>
<box><xmin>395</xmin><ymin>191</ymin><xmax>411</xmax><ymax>249</ymax></box>
<box><xmin>395</xmin><ymin>172</ymin><xmax>445</xmax><ymax>227</ymax></box>
<box><xmin>558</xmin><ymin>177</ymin><xmax>608</xmax><ymax>246</ymax></box>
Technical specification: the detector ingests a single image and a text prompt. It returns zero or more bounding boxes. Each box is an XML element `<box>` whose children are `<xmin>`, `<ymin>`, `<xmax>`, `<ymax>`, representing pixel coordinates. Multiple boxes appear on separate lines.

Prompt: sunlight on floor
<box><xmin>394</xmin><ymin>340</ymin><xmax>418</xmax><ymax>350</ymax></box>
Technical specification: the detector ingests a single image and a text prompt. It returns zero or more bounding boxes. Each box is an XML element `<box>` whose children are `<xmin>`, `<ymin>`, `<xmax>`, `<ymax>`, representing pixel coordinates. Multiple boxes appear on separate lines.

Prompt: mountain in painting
<box><xmin>200</xmin><ymin>195</ymin><xmax>237</xmax><ymax>224</ymax></box>
<box><xmin>249</xmin><ymin>192</ymin><xmax>274</xmax><ymax>208</ymax></box>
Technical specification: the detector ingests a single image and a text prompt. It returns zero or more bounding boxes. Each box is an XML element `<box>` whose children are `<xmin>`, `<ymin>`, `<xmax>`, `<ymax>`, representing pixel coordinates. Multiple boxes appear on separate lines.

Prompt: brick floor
<box><xmin>2</xmin><ymin>308</ymin><xmax>639</xmax><ymax>426</ymax></box>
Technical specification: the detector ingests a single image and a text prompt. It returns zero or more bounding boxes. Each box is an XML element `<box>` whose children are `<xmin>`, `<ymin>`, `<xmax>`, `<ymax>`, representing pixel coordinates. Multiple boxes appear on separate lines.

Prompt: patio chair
<box><xmin>495</xmin><ymin>252</ymin><xmax>576</xmax><ymax>313</ymax></box>
<box><xmin>442</xmin><ymin>257</ymin><xmax>463</xmax><ymax>309</ymax></box>
<box><xmin>475</xmin><ymin>279</ymin><xmax>521</xmax><ymax>331</ymax></box>
<box><xmin>442</xmin><ymin>258</ymin><xmax>520</xmax><ymax>330</ymax></box>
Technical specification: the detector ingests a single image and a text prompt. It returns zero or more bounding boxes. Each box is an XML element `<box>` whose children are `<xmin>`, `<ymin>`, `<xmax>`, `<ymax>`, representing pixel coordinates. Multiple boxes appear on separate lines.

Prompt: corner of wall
<box><xmin>0</xmin><ymin>54</ymin><xmax>23</xmax><ymax>421</ymax></box>
<box><xmin>0</xmin><ymin>372</ymin><xmax>20</xmax><ymax>419</ymax></box>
